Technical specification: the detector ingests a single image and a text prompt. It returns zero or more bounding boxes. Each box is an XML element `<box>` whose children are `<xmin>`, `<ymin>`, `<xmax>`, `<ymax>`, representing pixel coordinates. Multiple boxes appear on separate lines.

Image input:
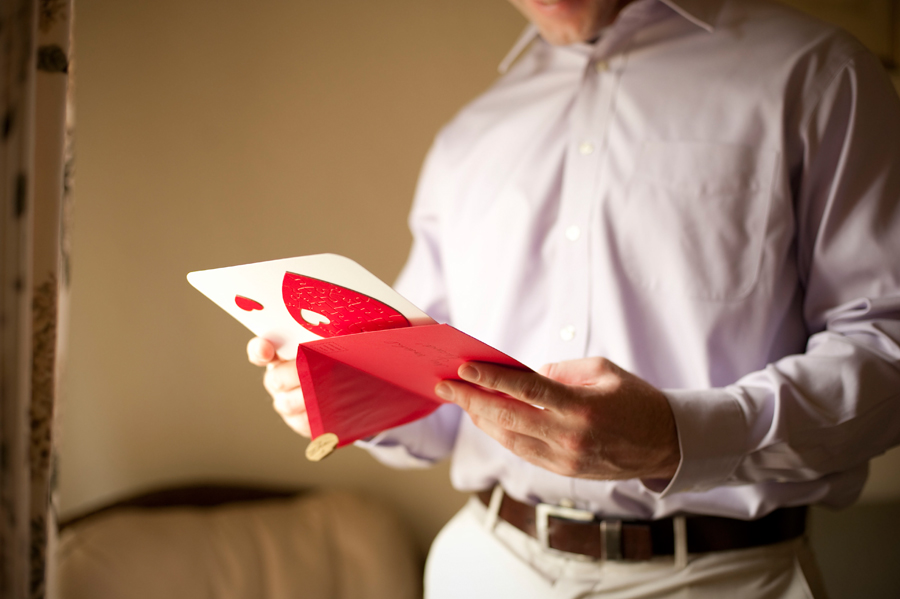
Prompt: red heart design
<box><xmin>235</xmin><ymin>295</ymin><xmax>264</xmax><ymax>311</ymax></box>
<box><xmin>282</xmin><ymin>272</ymin><xmax>409</xmax><ymax>337</ymax></box>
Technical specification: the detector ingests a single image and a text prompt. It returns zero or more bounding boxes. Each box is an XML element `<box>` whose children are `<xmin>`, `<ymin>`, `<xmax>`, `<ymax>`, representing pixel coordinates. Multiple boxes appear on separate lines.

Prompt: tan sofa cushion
<box><xmin>58</xmin><ymin>489</ymin><xmax>422</xmax><ymax>599</ymax></box>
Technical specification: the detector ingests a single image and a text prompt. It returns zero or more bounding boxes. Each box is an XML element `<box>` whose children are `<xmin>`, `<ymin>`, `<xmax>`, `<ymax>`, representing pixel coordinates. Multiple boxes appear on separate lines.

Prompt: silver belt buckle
<box><xmin>534</xmin><ymin>502</ymin><xmax>595</xmax><ymax>556</ymax></box>
<box><xmin>535</xmin><ymin>502</ymin><xmax>625</xmax><ymax>561</ymax></box>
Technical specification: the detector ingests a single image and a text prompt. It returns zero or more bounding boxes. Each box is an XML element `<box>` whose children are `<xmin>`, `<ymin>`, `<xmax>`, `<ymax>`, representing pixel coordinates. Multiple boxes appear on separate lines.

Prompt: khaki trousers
<box><xmin>425</xmin><ymin>497</ymin><xmax>829</xmax><ymax>599</ymax></box>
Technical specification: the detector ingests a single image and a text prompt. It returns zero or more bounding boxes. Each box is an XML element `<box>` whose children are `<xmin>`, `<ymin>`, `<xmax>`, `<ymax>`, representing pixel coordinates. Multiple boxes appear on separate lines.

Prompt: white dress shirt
<box><xmin>360</xmin><ymin>0</ymin><xmax>900</xmax><ymax>521</ymax></box>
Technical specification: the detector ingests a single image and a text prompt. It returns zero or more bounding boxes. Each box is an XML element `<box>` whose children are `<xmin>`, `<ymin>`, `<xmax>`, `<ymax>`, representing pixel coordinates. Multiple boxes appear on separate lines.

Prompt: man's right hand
<box><xmin>247</xmin><ymin>337</ymin><xmax>311</xmax><ymax>437</ymax></box>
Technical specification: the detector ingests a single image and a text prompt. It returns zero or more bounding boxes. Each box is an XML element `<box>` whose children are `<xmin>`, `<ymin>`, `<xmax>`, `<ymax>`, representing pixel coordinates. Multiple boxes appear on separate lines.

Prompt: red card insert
<box><xmin>296</xmin><ymin>323</ymin><xmax>529</xmax><ymax>446</ymax></box>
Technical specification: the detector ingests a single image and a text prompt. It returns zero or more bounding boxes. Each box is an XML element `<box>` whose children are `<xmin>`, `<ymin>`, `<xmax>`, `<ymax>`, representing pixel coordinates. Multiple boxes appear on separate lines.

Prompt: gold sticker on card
<box><xmin>306</xmin><ymin>433</ymin><xmax>339</xmax><ymax>462</ymax></box>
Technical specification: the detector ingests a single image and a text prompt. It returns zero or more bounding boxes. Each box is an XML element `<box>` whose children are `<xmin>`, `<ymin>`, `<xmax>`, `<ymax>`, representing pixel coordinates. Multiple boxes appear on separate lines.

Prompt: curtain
<box><xmin>1</xmin><ymin>0</ymin><xmax>74</xmax><ymax>597</ymax></box>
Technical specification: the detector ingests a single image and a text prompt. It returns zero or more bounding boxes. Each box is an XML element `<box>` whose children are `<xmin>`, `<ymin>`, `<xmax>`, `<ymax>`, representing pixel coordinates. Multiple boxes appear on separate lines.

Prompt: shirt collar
<box><xmin>498</xmin><ymin>0</ymin><xmax>725</xmax><ymax>73</ymax></box>
<box><xmin>498</xmin><ymin>23</ymin><xmax>541</xmax><ymax>74</ymax></box>
<box><xmin>660</xmin><ymin>0</ymin><xmax>724</xmax><ymax>32</ymax></box>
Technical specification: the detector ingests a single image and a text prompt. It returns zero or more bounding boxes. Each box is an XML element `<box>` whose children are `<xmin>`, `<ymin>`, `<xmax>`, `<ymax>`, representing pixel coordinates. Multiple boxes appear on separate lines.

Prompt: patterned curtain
<box><xmin>1</xmin><ymin>0</ymin><xmax>74</xmax><ymax>598</ymax></box>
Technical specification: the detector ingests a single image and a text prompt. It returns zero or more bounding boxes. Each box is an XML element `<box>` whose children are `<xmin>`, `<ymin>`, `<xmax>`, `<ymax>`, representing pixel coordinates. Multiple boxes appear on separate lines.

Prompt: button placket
<box><xmin>553</xmin><ymin>54</ymin><xmax>618</xmax><ymax>358</ymax></box>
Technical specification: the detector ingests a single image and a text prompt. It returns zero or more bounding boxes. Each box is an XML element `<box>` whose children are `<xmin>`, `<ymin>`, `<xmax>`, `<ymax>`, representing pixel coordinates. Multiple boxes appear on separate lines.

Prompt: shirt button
<box><xmin>565</xmin><ymin>225</ymin><xmax>581</xmax><ymax>241</ymax></box>
<box><xmin>595</xmin><ymin>60</ymin><xmax>609</xmax><ymax>73</ymax></box>
<box><xmin>560</xmin><ymin>325</ymin><xmax>576</xmax><ymax>341</ymax></box>
<box><xmin>578</xmin><ymin>141</ymin><xmax>594</xmax><ymax>155</ymax></box>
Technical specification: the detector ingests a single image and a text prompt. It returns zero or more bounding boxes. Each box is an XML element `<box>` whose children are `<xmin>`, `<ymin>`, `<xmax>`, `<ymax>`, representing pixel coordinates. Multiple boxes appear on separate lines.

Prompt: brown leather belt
<box><xmin>476</xmin><ymin>489</ymin><xmax>807</xmax><ymax>561</ymax></box>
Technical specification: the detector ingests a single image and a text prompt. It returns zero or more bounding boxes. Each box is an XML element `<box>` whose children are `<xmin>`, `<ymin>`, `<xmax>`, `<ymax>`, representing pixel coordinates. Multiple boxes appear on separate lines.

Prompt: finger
<box><xmin>465</xmin><ymin>414</ymin><xmax>564</xmax><ymax>472</ymax></box>
<box><xmin>273</xmin><ymin>389</ymin><xmax>306</xmax><ymax>417</ymax></box>
<box><xmin>281</xmin><ymin>413</ymin><xmax>311</xmax><ymax>438</ymax></box>
<box><xmin>247</xmin><ymin>337</ymin><xmax>277</xmax><ymax>366</ymax></box>
<box><xmin>477</xmin><ymin>425</ymin><xmax>600</xmax><ymax>479</ymax></box>
<box><xmin>435</xmin><ymin>380</ymin><xmax>555</xmax><ymax>440</ymax></box>
<box><xmin>457</xmin><ymin>362</ymin><xmax>568</xmax><ymax>410</ymax></box>
<box><xmin>263</xmin><ymin>360</ymin><xmax>300</xmax><ymax>395</ymax></box>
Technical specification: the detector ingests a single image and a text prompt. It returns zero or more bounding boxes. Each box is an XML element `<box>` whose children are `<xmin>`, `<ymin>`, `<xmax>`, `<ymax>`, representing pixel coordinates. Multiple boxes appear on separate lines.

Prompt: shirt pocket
<box><xmin>612</xmin><ymin>141</ymin><xmax>778</xmax><ymax>301</ymax></box>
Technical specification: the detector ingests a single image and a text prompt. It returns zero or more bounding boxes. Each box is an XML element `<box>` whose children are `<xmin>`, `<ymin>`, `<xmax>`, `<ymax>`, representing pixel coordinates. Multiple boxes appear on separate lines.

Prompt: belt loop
<box><xmin>673</xmin><ymin>516</ymin><xmax>688</xmax><ymax>569</ymax></box>
<box><xmin>483</xmin><ymin>484</ymin><xmax>505</xmax><ymax>531</ymax></box>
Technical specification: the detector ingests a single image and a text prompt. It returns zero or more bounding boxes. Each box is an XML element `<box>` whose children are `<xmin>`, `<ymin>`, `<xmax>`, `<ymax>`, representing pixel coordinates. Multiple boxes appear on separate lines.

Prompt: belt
<box><xmin>476</xmin><ymin>489</ymin><xmax>807</xmax><ymax>561</ymax></box>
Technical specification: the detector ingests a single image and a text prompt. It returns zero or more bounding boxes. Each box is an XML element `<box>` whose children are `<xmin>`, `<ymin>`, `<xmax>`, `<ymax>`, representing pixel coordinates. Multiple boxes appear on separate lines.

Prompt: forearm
<box><xmin>660</xmin><ymin>295</ymin><xmax>900</xmax><ymax>495</ymax></box>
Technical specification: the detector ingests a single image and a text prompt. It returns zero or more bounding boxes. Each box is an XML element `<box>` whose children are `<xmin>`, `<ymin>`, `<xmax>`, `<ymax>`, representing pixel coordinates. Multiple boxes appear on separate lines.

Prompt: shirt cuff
<box><xmin>352</xmin><ymin>403</ymin><xmax>461</xmax><ymax>468</ymax></box>
<box><xmin>354</xmin><ymin>433</ymin><xmax>437</xmax><ymax>469</ymax></box>
<box><xmin>647</xmin><ymin>387</ymin><xmax>748</xmax><ymax>496</ymax></box>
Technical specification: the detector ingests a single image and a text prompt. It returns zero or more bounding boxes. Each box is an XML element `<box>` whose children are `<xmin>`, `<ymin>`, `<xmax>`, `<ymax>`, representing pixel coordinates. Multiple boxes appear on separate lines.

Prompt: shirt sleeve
<box><xmin>658</xmin><ymin>48</ymin><xmax>900</xmax><ymax>496</ymax></box>
<box><xmin>356</xmin><ymin>134</ymin><xmax>465</xmax><ymax>467</ymax></box>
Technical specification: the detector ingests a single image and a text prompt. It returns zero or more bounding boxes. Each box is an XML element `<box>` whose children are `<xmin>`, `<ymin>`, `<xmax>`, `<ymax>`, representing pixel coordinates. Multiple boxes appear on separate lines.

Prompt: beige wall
<box><xmin>62</xmin><ymin>0</ymin><xmax>900</xmax><ymax>562</ymax></box>
<box><xmin>61</xmin><ymin>0</ymin><xmax>528</xmax><ymax>548</ymax></box>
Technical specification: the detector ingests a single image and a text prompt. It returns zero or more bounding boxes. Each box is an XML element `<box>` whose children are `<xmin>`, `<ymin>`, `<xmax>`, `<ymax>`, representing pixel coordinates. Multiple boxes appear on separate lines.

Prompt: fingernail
<box><xmin>459</xmin><ymin>364</ymin><xmax>479</xmax><ymax>381</ymax></box>
<box><xmin>435</xmin><ymin>382</ymin><xmax>454</xmax><ymax>401</ymax></box>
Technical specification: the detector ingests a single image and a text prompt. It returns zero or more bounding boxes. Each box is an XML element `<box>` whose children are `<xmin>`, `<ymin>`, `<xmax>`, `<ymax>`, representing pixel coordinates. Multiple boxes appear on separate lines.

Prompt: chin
<box><xmin>512</xmin><ymin>0</ymin><xmax>611</xmax><ymax>45</ymax></box>
<box><xmin>538</xmin><ymin>23</ymin><xmax>597</xmax><ymax>45</ymax></box>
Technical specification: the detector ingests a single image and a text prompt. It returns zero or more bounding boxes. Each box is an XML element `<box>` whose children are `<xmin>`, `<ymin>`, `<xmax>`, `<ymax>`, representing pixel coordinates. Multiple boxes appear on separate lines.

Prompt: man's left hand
<box><xmin>434</xmin><ymin>357</ymin><xmax>680</xmax><ymax>482</ymax></box>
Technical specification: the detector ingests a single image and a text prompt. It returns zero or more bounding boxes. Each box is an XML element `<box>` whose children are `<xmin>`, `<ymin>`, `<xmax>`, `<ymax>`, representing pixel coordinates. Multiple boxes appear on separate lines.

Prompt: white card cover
<box><xmin>187</xmin><ymin>253</ymin><xmax>436</xmax><ymax>359</ymax></box>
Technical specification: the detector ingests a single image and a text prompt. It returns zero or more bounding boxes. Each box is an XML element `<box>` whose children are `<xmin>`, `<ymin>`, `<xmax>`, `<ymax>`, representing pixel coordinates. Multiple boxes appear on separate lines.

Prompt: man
<box><xmin>250</xmin><ymin>0</ymin><xmax>900</xmax><ymax>596</ymax></box>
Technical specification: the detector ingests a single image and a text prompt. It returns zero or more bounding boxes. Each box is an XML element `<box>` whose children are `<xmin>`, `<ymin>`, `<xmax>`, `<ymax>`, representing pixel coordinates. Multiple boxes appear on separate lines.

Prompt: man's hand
<box><xmin>247</xmin><ymin>337</ymin><xmax>311</xmax><ymax>437</ymax></box>
<box><xmin>434</xmin><ymin>357</ymin><xmax>680</xmax><ymax>482</ymax></box>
